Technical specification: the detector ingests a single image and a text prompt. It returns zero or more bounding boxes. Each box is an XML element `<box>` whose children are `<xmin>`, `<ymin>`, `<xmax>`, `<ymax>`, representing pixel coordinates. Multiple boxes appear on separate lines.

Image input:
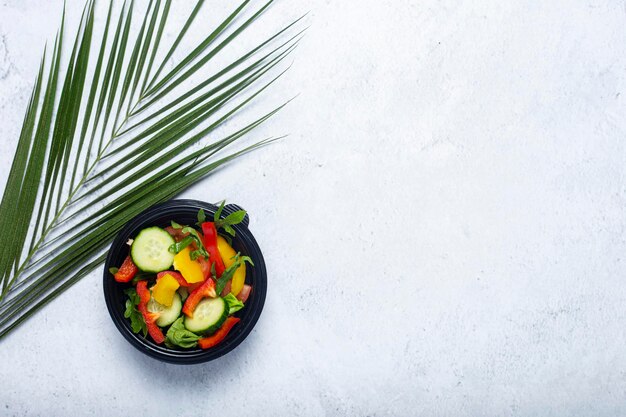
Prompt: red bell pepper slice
<box><xmin>114</xmin><ymin>256</ymin><xmax>138</xmax><ymax>283</ymax></box>
<box><xmin>201</xmin><ymin>222</ymin><xmax>225</xmax><ymax>277</ymax></box>
<box><xmin>198</xmin><ymin>317</ymin><xmax>240</xmax><ymax>349</ymax></box>
<box><xmin>156</xmin><ymin>270</ymin><xmax>189</xmax><ymax>287</ymax></box>
<box><xmin>182</xmin><ymin>277</ymin><xmax>216</xmax><ymax>317</ymax></box>
<box><xmin>136</xmin><ymin>281</ymin><xmax>165</xmax><ymax>344</ymax></box>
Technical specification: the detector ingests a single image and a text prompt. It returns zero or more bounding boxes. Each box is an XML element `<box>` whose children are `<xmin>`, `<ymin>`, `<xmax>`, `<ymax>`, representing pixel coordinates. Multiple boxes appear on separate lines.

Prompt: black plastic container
<box><xmin>103</xmin><ymin>199</ymin><xmax>267</xmax><ymax>364</ymax></box>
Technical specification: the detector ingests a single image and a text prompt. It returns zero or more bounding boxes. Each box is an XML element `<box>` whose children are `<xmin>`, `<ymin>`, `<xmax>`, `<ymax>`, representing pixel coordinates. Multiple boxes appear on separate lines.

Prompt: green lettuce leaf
<box><xmin>165</xmin><ymin>317</ymin><xmax>200</xmax><ymax>349</ymax></box>
<box><xmin>223</xmin><ymin>293</ymin><xmax>244</xmax><ymax>314</ymax></box>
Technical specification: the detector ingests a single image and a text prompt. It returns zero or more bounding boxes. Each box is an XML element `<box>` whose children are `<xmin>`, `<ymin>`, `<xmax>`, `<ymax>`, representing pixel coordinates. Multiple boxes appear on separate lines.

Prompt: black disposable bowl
<box><xmin>103</xmin><ymin>199</ymin><xmax>267</xmax><ymax>364</ymax></box>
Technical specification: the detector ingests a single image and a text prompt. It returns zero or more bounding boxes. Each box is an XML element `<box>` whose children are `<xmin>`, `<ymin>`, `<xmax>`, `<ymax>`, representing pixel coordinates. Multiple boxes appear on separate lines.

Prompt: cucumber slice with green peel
<box><xmin>184</xmin><ymin>297</ymin><xmax>228</xmax><ymax>335</ymax></box>
<box><xmin>147</xmin><ymin>293</ymin><xmax>182</xmax><ymax>327</ymax></box>
<box><xmin>131</xmin><ymin>227</ymin><xmax>175</xmax><ymax>273</ymax></box>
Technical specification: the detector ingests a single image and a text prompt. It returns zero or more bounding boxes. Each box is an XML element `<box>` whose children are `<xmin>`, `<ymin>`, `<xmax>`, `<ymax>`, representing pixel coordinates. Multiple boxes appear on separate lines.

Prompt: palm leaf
<box><xmin>0</xmin><ymin>0</ymin><xmax>302</xmax><ymax>340</ymax></box>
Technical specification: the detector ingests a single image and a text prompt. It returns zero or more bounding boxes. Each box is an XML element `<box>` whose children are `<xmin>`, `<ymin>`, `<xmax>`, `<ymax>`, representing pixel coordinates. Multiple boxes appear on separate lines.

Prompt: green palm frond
<box><xmin>0</xmin><ymin>0</ymin><xmax>304</xmax><ymax>340</ymax></box>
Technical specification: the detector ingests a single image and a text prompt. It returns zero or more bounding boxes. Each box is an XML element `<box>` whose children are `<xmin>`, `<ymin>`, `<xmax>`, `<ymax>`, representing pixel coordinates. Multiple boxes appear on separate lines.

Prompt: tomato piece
<box><xmin>237</xmin><ymin>284</ymin><xmax>252</xmax><ymax>303</ymax></box>
<box><xmin>198</xmin><ymin>317</ymin><xmax>240</xmax><ymax>349</ymax></box>
<box><xmin>164</xmin><ymin>226</ymin><xmax>190</xmax><ymax>242</ymax></box>
<box><xmin>114</xmin><ymin>256</ymin><xmax>138</xmax><ymax>283</ymax></box>
<box><xmin>197</xmin><ymin>256</ymin><xmax>212</xmax><ymax>281</ymax></box>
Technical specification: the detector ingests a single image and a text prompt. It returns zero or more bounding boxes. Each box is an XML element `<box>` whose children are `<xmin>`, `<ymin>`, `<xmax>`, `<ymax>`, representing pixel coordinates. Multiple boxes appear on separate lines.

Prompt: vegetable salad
<box><xmin>110</xmin><ymin>202</ymin><xmax>252</xmax><ymax>349</ymax></box>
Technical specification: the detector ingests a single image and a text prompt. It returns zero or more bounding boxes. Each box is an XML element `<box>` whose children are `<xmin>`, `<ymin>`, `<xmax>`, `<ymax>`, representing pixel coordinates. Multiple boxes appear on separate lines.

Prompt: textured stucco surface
<box><xmin>1</xmin><ymin>0</ymin><xmax>626</xmax><ymax>416</ymax></box>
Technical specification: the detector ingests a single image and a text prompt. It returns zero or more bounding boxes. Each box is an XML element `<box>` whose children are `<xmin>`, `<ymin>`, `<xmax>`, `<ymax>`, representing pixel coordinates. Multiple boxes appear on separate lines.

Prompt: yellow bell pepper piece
<box><xmin>173</xmin><ymin>247</ymin><xmax>204</xmax><ymax>284</ymax></box>
<box><xmin>216</xmin><ymin>236</ymin><xmax>246</xmax><ymax>296</ymax></box>
<box><xmin>151</xmin><ymin>274</ymin><xmax>180</xmax><ymax>307</ymax></box>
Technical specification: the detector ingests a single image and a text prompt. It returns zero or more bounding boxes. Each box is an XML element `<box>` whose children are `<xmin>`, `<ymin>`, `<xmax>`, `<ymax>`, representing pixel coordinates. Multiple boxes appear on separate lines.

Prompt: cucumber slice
<box><xmin>184</xmin><ymin>297</ymin><xmax>227</xmax><ymax>335</ymax></box>
<box><xmin>131</xmin><ymin>227</ymin><xmax>175</xmax><ymax>273</ymax></box>
<box><xmin>147</xmin><ymin>292</ymin><xmax>182</xmax><ymax>327</ymax></box>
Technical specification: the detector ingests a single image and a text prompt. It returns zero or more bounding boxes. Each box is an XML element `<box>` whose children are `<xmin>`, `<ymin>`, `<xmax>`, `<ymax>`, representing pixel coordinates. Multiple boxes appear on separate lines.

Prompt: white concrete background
<box><xmin>1</xmin><ymin>0</ymin><xmax>626</xmax><ymax>416</ymax></box>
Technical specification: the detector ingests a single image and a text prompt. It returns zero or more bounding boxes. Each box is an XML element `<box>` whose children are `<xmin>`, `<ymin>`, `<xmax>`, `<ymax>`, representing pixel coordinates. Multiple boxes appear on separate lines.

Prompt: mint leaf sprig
<box><xmin>213</xmin><ymin>200</ymin><xmax>247</xmax><ymax>238</ymax></box>
<box><xmin>123</xmin><ymin>288</ymin><xmax>147</xmax><ymax>337</ymax></box>
<box><xmin>214</xmin><ymin>253</ymin><xmax>254</xmax><ymax>295</ymax></box>
<box><xmin>196</xmin><ymin>209</ymin><xmax>206</xmax><ymax>225</ymax></box>
<box><xmin>168</xmin><ymin>221</ymin><xmax>209</xmax><ymax>261</ymax></box>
